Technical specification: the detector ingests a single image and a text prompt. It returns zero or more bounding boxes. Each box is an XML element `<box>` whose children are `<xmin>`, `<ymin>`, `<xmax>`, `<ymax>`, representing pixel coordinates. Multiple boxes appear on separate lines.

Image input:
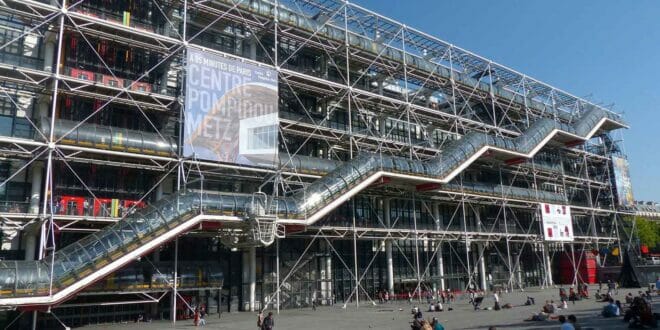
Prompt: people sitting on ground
<box><xmin>524</xmin><ymin>311</ymin><xmax>550</xmax><ymax>322</ymax></box>
<box><xmin>420</xmin><ymin>320</ymin><xmax>432</xmax><ymax>330</ymax></box>
<box><xmin>569</xmin><ymin>287</ymin><xmax>576</xmax><ymax>304</ymax></box>
<box><xmin>561</xmin><ymin>299</ymin><xmax>568</xmax><ymax>309</ymax></box>
<box><xmin>601</xmin><ymin>298</ymin><xmax>620</xmax><ymax>317</ymax></box>
<box><xmin>559</xmin><ymin>288</ymin><xmax>567</xmax><ymax>302</ymax></box>
<box><xmin>472</xmin><ymin>296</ymin><xmax>484</xmax><ymax>311</ymax></box>
<box><xmin>579</xmin><ymin>284</ymin><xmax>589</xmax><ymax>298</ymax></box>
<box><xmin>624</xmin><ymin>296</ymin><xmax>656</xmax><ymax>328</ymax></box>
<box><xmin>435</xmin><ymin>302</ymin><xmax>443</xmax><ymax>311</ymax></box>
<box><xmin>542</xmin><ymin>300</ymin><xmax>555</xmax><ymax>314</ymax></box>
<box><xmin>428</xmin><ymin>302</ymin><xmax>435</xmax><ymax>312</ymax></box>
<box><xmin>626</xmin><ymin>292</ymin><xmax>634</xmax><ymax>304</ymax></box>
<box><xmin>595</xmin><ymin>289</ymin><xmax>603</xmax><ymax>301</ymax></box>
<box><xmin>524</xmin><ymin>296</ymin><xmax>535</xmax><ymax>305</ymax></box>
<box><xmin>559</xmin><ymin>315</ymin><xmax>575</xmax><ymax>330</ymax></box>
<box><xmin>410</xmin><ymin>317</ymin><xmax>422</xmax><ymax>330</ymax></box>
<box><xmin>410</xmin><ymin>310</ymin><xmax>425</xmax><ymax>330</ymax></box>
<box><xmin>430</xmin><ymin>317</ymin><xmax>445</xmax><ymax>330</ymax></box>
<box><xmin>568</xmin><ymin>314</ymin><xmax>582</xmax><ymax>330</ymax></box>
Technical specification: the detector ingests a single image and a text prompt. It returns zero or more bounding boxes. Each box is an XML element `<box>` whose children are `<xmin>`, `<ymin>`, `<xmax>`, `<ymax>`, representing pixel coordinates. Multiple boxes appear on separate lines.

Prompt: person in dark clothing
<box><xmin>569</xmin><ymin>287</ymin><xmax>577</xmax><ymax>304</ymax></box>
<box><xmin>261</xmin><ymin>312</ymin><xmax>274</xmax><ymax>330</ymax></box>
<box><xmin>568</xmin><ymin>314</ymin><xmax>582</xmax><ymax>330</ymax></box>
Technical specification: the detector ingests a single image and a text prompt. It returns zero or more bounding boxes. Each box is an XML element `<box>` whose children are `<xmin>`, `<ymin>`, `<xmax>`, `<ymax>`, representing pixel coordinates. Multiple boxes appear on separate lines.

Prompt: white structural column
<box><xmin>43</xmin><ymin>30</ymin><xmax>56</xmax><ymax>72</ymax></box>
<box><xmin>477</xmin><ymin>243</ymin><xmax>487</xmax><ymax>292</ymax></box>
<box><xmin>543</xmin><ymin>243</ymin><xmax>553</xmax><ymax>286</ymax></box>
<box><xmin>153</xmin><ymin>184</ymin><xmax>164</xmax><ymax>263</ymax></box>
<box><xmin>155</xmin><ymin>183</ymin><xmax>164</xmax><ymax>200</ymax></box>
<box><xmin>243</xmin><ymin>247</ymin><xmax>257</xmax><ymax>312</ymax></box>
<box><xmin>432</xmin><ymin>203</ymin><xmax>445</xmax><ymax>291</ymax></box>
<box><xmin>383</xmin><ymin>199</ymin><xmax>394</xmax><ymax>294</ymax></box>
<box><xmin>320</xmin><ymin>241</ymin><xmax>332</xmax><ymax>304</ymax></box>
<box><xmin>23</xmin><ymin>229</ymin><xmax>37</xmax><ymax>261</ymax></box>
<box><xmin>325</xmin><ymin>251</ymin><xmax>332</xmax><ymax>304</ymax></box>
<box><xmin>28</xmin><ymin>163</ymin><xmax>43</xmax><ymax>214</ymax></box>
<box><xmin>24</xmin><ymin>161</ymin><xmax>42</xmax><ymax>261</ymax></box>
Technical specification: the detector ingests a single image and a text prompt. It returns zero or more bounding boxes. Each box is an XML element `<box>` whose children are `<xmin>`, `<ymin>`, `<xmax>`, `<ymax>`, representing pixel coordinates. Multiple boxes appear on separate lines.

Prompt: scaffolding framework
<box><xmin>0</xmin><ymin>0</ymin><xmax>633</xmax><ymax>327</ymax></box>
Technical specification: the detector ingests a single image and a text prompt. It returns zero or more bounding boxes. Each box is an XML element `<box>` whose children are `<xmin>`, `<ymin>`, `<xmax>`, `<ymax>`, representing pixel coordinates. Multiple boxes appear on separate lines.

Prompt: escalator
<box><xmin>273</xmin><ymin>107</ymin><xmax>626</xmax><ymax>224</ymax></box>
<box><xmin>0</xmin><ymin>192</ymin><xmax>239</xmax><ymax>307</ymax></box>
<box><xmin>0</xmin><ymin>107</ymin><xmax>625</xmax><ymax>308</ymax></box>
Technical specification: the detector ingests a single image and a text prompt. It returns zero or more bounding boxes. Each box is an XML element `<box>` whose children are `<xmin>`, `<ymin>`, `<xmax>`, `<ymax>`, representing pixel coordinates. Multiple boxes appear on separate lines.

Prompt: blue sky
<box><xmin>355</xmin><ymin>0</ymin><xmax>659</xmax><ymax>201</ymax></box>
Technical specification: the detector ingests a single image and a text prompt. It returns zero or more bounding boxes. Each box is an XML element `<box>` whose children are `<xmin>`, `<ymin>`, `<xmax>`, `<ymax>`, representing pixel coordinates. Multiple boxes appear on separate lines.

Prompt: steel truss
<box><xmin>0</xmin><ymin>0</ymin><xmax>631</xmax><ymax>327</ymax></box>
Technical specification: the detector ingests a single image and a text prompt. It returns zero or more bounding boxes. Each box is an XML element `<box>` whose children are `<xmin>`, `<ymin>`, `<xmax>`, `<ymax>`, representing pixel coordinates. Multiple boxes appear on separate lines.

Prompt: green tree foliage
<box><xmin>633</xmin><ymin>217</ymin><xmax>660</xmax><ymax>248</ymax></box>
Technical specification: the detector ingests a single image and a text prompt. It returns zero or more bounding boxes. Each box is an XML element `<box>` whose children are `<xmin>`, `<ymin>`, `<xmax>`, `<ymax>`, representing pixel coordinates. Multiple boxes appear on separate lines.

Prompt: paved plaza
<box><xmin>78</xmin><ymin>286</ymin><xmax>657</xmax><ymax>329</ymax></box>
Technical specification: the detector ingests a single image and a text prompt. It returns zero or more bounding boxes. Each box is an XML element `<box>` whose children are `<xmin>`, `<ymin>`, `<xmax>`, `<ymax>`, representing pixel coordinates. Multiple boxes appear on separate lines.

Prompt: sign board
<box><xmin>184</xmin><ymin>48</ymin><xmax>279</xmax><ymax>167</ymax></box>
<box><xmin>540</xmin><ymin>203</ymin><xmax>573</xmax><ymax>242</ymax></box>
<box><xmin>611</xmin><ymin>155</ymin><xmax>634</xmax><ymax>207</ymax></box>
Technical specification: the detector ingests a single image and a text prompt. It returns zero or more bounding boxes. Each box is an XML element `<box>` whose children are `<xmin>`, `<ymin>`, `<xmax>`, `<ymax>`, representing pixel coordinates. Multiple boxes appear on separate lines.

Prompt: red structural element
<box><xmin>284</xmin><ymin>224</ymin><xmax>306</xmax><ymax>234</ymax></box>
<box><xmin>131</xmin><ymin>81</ymin><xmax>152</xmax><ymax>92</ymax></box>
<box><xmin>416</xmin><ymin>182</ymin><xmax>441</xmax><ymax>192</ymax></box>
<box><xmin>558</xmin><ymin>251</ymin><xmax>597</xmax><ymax>284</ymax></box>
<box><xmin>57</xmin><ymin>195</ymin><xmax>145</xmax><ymax>217</ymax></box>
<box><xmin>101</xmin><ymin>75</ymin><xmax>125</xmax><ymax>88</ymax></box>
<box><xmin>69</xmin><ymin>68</ymin><xmax>95</xmax><ymax>81</ymax></box>
<box><xmin>371</xmin><ymin>176</ymin><xmax>391</xmax><ymax>187</ymax></box>
<box><xmin>200</xmin><ymin>221</ymin><xmax>223</xmax><ymax>231</ymax></box>
<box><xmin>505</xmin><ymin>157</ymin><xmax>526</xmax><ymax>166</ymax></box>
<box><xmin>564</xmin><ymin>140</ymin><xmax>584</xmax><ymax>147</ymax></box>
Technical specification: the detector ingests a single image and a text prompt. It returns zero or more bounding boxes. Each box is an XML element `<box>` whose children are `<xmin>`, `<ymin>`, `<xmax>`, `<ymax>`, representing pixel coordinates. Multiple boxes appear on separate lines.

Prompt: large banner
<box><xmin>611</xmin><ymin>155</ymin><xmax>634</xmax><ymax>207</ymax></box>
<box><xmin>184</xmin><ymin>48</ymin><xmax>278</xmax><ymax>167</ymax></box>
<box><xmin>540</xmin><ymin>203</ymin><xmax>574</xmax><ymax>242</ymax></box>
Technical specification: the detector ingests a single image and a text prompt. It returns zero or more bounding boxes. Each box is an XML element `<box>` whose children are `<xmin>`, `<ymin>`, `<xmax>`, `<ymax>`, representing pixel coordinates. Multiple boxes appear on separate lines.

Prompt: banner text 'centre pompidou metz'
<box><xmin>184</xmin><ymin>48</ymin><xmax>279</xmax><ymax>167</ymax></box>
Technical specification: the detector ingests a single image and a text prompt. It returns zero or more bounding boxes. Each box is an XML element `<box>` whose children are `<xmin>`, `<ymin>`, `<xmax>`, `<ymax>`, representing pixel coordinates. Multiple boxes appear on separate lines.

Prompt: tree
<box><xmin>633</xmin><ymin>217</ymin><xmax>660</xmax><ymax>249</ymax></box>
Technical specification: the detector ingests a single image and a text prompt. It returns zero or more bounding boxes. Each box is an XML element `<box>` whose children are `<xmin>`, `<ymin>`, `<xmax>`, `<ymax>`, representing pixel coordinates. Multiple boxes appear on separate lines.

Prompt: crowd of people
<box><xmin>409</xmin><ymin>307</ymin><xmax>445</xmax><ymax>330</ymax></box>
<box><xmin>214</xmin><ymin>279</ymin><xmax>660</xmax><ymax>329</ymax></box>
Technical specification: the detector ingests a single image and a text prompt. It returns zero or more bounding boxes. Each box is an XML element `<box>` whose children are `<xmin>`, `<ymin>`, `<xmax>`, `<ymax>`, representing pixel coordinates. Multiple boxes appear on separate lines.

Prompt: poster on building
<box><xmin>540</xmin><ymin>203</ymin><xmax>574</xmax><ymax>242</ymax></box>
<box><xmin>611</xmin><ymin>155</ymin><xmax>634</xmax><ymax>207</ymax></box>
<box><xmin>184</xmin><ymin>48</ymin><xmax>279</xmax><ymax>167</ymax></box>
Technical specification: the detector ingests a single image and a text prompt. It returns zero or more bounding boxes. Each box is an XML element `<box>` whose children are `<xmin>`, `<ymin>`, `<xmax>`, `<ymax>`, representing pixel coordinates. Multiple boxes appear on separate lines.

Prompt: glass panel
<box><xmin>0</xmin><ymin>268</ymin><xmax>15</xmax><ymax>295</ymax></box>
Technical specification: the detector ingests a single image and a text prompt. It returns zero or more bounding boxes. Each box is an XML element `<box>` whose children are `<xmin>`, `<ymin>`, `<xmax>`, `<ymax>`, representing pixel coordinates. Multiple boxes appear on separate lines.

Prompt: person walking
<box><xmin>257</xmin><ymin>311</ymin><xmax>264</xmax><ymax>329</ymax></box>
<box><xmin>198</xmin><ymin>307</ymin><xmax>206</xmax><ymax>327</ymax></box>
<box><xmin>83</xmin><ymin>199</ymin><xmax>90</xmax><ymax>216</ymax></box>
<box><xmin>606</xmin><ymin>280</ymin><xmax>614</xmax><ymax>296</ymax></box>
<box><xmin>193</xmin><ymin>307</ymin><xmax>200</xmax><ymax>326</ymax></box>
<box><xmin>261</xmin><ymin>311</ymin><xmax>274</xmax><ymax>330</ymax></box>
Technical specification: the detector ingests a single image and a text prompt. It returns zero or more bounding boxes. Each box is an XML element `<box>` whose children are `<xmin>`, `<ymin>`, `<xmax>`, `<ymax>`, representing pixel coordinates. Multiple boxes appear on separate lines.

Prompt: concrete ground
<box><xmin>80</xmin><ymin>286</ymin><xmax>656</xmax><ymax>329</ymax></box>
